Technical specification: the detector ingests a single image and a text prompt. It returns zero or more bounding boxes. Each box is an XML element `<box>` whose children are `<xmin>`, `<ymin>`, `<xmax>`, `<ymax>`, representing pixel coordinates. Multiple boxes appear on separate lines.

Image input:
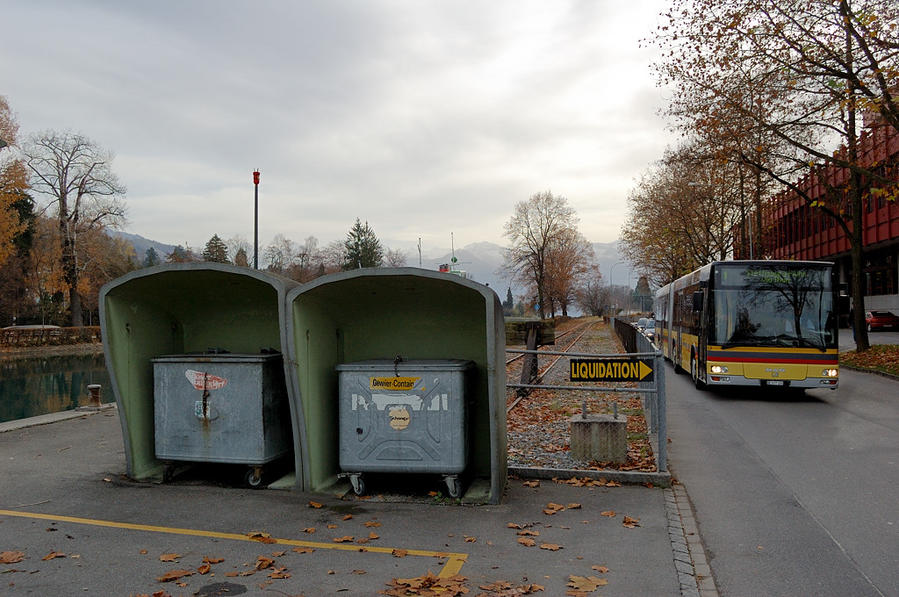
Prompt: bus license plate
<box><xmin>767</xmin><ymin>380</ymin><xmax>784</xmax><ymax>386</ymax></box>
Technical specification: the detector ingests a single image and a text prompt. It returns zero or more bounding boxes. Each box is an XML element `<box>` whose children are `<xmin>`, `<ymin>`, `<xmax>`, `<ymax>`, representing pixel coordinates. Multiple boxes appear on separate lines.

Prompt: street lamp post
<box><xmin>610</xmin><ymin>261</ymin><xmax>625</xmax><ymax>316</ymax></box>
<box><xmin>253</xmin><ymin>170</ymin><xmax>260</xmax><ymax>269</ymax></box>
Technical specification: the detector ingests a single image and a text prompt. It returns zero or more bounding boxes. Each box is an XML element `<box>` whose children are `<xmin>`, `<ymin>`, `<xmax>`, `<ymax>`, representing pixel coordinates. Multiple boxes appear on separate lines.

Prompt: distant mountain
<box><xmin>418</xmin><ymin>241</ymin><xmax>511</xmax><ymax>296</ymax></box>
<box><xmin>110</xmin><ymin>231</ymin><xmax>177</xmax><ymax>263</ymax></box>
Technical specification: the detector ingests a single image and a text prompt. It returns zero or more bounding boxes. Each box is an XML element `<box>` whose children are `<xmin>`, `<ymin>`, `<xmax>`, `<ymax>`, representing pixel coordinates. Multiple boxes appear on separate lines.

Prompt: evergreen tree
<box><xmin>143</xmin><ymin>247</ymin><xmax>160</xmax><ymax>268</ymax></box>
<box><xmin>503</xmin><ymin>287</ymin><xmax>514</xmax><ymax>314</ymax></box>
<box><xmin>202</xmin><ymin>234</ymin><xmax>229</xmax><ymax>263</ymax></box>
<box><xmin>342</xmin><ymin>218</ymin><xmax>383</xmax><ymax>270</ymax></box>
<box><xmin>233</xmin><ymin>247</ymin><xmax>249</xmax><ymax>267</ymax></box>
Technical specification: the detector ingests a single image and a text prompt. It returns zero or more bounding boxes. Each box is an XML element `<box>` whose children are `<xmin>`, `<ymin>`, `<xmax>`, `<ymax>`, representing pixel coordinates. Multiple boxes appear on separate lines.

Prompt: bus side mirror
<box><xmin>692</xmin><ymin>291</ymin><xmax>704</xmax><ymax>311</ymax></box>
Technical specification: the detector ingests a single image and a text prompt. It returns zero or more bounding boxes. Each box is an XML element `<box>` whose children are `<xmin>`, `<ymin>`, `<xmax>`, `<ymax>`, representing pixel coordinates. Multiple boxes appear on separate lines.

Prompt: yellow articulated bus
<box><xmin>654</xmin><ymin>261</ymin><xmax>839</xmax><ymax>391</ymax></box>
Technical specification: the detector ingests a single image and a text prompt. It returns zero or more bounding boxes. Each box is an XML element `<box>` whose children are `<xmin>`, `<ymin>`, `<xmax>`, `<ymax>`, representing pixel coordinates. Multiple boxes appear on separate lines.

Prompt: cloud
<box><xmin>3</xmin><ymin>0</ymin><xmax>677</xmax><ymax>249</ymax></box>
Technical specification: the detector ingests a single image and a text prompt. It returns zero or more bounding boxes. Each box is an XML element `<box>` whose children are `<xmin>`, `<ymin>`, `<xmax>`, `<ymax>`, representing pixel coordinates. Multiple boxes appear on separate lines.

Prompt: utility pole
<box><xmin>253</xmin><ymin>170</ymin><xmax>260</xmax><ymax>269</ymax></box>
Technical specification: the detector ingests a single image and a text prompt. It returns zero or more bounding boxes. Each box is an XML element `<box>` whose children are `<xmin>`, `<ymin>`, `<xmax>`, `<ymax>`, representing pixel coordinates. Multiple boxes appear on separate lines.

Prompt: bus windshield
<box><xmin>710</xmin><ymin>264</ymin><xmax>835</xmax><ymax>350</ymax></box>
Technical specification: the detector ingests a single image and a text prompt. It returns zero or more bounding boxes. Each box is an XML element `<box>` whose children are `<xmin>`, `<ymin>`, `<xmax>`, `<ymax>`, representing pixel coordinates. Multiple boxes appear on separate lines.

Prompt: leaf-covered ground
<box><xmin>506</xmin><ymin>318</ymin><xmax>657</xmax><ymax>473</ymax></box>
<box><xmin>840</xmin><ymin>344</ymin><xmax>899</xmax><ymax>377</ymax></box>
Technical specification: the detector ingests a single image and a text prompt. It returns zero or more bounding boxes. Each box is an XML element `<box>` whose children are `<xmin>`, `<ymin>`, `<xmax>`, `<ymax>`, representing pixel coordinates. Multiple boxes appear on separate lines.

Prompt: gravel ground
<box><xmin>506</xmin><ymin>318</ymin><xmax>657</xmax><ymax>472</ymax></box>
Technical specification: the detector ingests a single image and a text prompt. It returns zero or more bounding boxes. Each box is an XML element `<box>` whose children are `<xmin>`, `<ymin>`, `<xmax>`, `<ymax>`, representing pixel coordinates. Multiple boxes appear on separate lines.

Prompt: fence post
<box><xmin>656</xmin><ymin>349</ymin><xmax>667</xmax><ymax>473</ymax></box>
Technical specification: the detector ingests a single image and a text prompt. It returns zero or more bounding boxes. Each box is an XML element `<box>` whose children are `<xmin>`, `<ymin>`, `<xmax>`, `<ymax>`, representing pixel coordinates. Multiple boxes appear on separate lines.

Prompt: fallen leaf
<box><xmin>523</xmin><ymin>480</ymin><xmax>540</xmax><ymax>487</ymax></box>
<box><xmin>392</xmin><ymin>549</ymin><xmax>408</xmax><ymax>558</ymax></box>
<box><xmin>302</xmin><ymin>527</ymin><xmax>316</xmax><ymax>534</ymax></box>
<box><xmin>355</xmin><ymin>537</ymin><xmax>370</xmax><ymax>544</ymax></box>
<box><xmin>368</xmin><ymin>532</ymin><xmax>380</xmax><ymax>540</ymax></box>
<box><xmin>517</xmin><ymin>537</ymin><xmax>537</xmax><ymax>547</ymax></box>
<box><xmin>363</xmin><ymin>521</ymin><xmax>381</xmax><ymax>528</ymax></box>
<box><xmin>507</xmin><ymin>522</ymin><xmax>523</xmax><ymax>529</ymax></box>
<box><xmin>308</xmin><ymin>501</ymin><xmax>323</xmax><ymax>509</ymax></box>
<box><xmin>42</xmin><ymin>551</ymin><xmax>65</xmax><ymax>561</ymax></box>
<box><xmin>428</xmin><ymin>491</ymin><xmax>439</xmax><ymax>497</ymax></box>
<box><xmin>517</xmin><ymin>530</ymin><xmax>540</xmax><ymax>536</ymax></box>
<box><xmin>622</xmin><ymin>516</ymin><xmax>641</xmax><ymax>529</ymax></box>
<box><xmin>333</xmin><ymin>536</ymin><xmax>354</xmax><ymax>543</ymax></box>
<box><xmin>592</xmin><ymin>565</ymin><xmax>609</xmax><ymax>574</ymax></box>
<box><xmin>255</xmin><ymin>556</ymin><xmax>275</xmax><ymax>570</ymax></box>
<box><xmin>0</xmin><ymin>551</ymin><xmax>25</xmax><ymax>564</ymax></box>
<box><xmin>139</xmin><ymin>549</ymin><xmax>148</xmax><ymax>555</ymax></box>
<box><xmin>342</xmin><ymin>514</ymin><xmax>353</xmax><ymax>521</ymax></box>
<box><xmin>540</xmin><ymin>543</ymin><xmax>562</xmax><ymax>551</ymax></box>
<box><xmin>605</xmin><ymin>480</ymin><xmax>621</xmax><ymax>487</ymax></box>
<box><xmin>159</xmin><ymin>553</ymin><xmax>180</xmax><ymax>562</ymax></box>
<box><xmin>600</xmin><ymin>510</ymin><xmax>616</xmax><ymax>517</ymax></box>
<box><xmin>566</xmin><ymin>503</ymin><xmax>582</xmax><ymax>510</ymax></box>
<box><xmin>197</xmin><ymin>563</ymin><xmax>211</xmax><ymax>575</ymax></box>
<box><xmin>567</xmin><ymin>575</ymin><xmax>607</xmax><ymax>591</ymax></box>
<box><xmin>224</xmin><ymin>572</ymin><xmax>239</xmax><ymax>577</ymax></box>
<box><xmin>269</xmin><ymin>567</ymin><xmax>291</xmax><ymax>579</ymax></box>
<box><xmin>203</xmin><ymin>556</ymin><xmax>224</xmax><ymax>564</ymax></box>
<box><xmin>327</xmin><ymin>569</ymin><xmax>336</xmax><ymax>574</ymax></box>
<box><xmin>156</xmin><ymin>569</ymin><xmax>194</xmax><ymax>583</ymax></box>
<box><xmin>326</xmin><ymin>524</ymin><xmax>338</xmax><ymax>529</ymax></box>
<box><xmin>247</xmin><ymin>531</ymin><xmax>277</xmax><ymax>544</ymax></box>
<box><xmin>352</xmin><ymin>569</ymin><xmax>367</xmax><ymax>575</ymax></box>
<box><xmin>464</xmin><ymin>536</ymin><xmax>477</xmax><ymax>543</ymax></box>
<box><xmin>292</xmin><ymin>547</ymin><xmax>314</xmax><ymax>554</ymax></box>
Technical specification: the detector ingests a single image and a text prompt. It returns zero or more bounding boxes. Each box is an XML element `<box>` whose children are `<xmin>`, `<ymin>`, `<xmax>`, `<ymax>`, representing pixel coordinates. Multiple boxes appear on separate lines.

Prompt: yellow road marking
<box><xmin>0</xmin><ymin>509</ymin><xmax>467</xmax><ymax>577</ymax></box>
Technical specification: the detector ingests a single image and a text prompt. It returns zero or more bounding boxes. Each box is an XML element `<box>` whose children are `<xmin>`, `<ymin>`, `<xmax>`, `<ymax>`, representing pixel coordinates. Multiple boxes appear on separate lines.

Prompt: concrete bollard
<box><xmin>569</xmin><ymin>414</ymin><xmax>627</xmax><ymax>463</ymax></box>
<box><xmin>86</xmin><ymin>384</ymin><xmax>102</xmax><ymax>407</ymax></box>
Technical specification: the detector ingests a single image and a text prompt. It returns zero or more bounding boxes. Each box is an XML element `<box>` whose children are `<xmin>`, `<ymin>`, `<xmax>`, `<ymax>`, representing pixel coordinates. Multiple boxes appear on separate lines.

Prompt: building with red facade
<box><xmin>747</xmin><ymin>117</ymin><xmax>899</xmax><ymax>314</ymax></box>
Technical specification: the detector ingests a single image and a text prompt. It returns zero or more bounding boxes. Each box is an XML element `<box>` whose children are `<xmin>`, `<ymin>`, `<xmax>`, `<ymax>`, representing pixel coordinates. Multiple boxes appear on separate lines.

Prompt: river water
<box><xmin>0</xmin><ymin>353</ymin><xmax>112</xmax><ymax>424</ymax></box>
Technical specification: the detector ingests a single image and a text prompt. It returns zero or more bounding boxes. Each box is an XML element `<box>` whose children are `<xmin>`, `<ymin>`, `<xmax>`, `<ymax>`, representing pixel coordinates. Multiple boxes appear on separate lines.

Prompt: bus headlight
<box><xmin>711</xmin><ymin>365</ymin><xmax>728</xmax><ymax>374</ymax></box>
<box><xmin>821</xmin><ymin>368</ymin><xmax>838</xmax><ymax>378</ymax></box>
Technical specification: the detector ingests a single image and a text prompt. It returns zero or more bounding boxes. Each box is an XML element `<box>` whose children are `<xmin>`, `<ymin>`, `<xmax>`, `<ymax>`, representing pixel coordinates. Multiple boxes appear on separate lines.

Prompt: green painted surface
<box><xmin>101</xmin><ymin>266</ymin><xmax>291</xmax><ymax>481</ymax></box>
<box><xmin>287</xmin><ymin>272</ymin><xmax>506</xmax><ymax>502</ymax></box>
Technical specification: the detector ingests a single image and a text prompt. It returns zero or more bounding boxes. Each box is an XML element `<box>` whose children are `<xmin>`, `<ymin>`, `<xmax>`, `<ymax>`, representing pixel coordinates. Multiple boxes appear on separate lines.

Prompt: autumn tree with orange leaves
<box><xmin>503</xmin><ymin>191</ymin><xmax>594</xmax><ymax>319</ymax></box>
<box><xmin>646</xmin><ymin>0</ymin><xmax>899</xmax><ymax>351</ymax></box>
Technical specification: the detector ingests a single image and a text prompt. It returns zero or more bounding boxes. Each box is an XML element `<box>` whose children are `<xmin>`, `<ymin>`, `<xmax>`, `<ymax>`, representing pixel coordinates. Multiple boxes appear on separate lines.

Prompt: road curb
<box><xmin>509</xmin><ymin>465</ymin><xmax>672</xmax><ymax>487</ymax></box>
<box><xmin>667</xmin><ymin>484</ymin><xmax>719</xmax><ymax>597</ymax></box>
<box><xmin>0</xmin><ymin>404</ymin><xmax>116</xmax><ymax>434</ymax></box>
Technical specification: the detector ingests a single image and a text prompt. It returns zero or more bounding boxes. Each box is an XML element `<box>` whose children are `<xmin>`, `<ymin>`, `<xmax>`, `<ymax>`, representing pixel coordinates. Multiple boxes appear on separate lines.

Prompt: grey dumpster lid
<box><xmin>336</xmin><ymin>359</ymin><xmax>474</xmax><ymax>372</ymax></box>
<box><xmin>152</xmin><ymin>353</ymin><xmax>282</xmax><ymax>363</ymax></box>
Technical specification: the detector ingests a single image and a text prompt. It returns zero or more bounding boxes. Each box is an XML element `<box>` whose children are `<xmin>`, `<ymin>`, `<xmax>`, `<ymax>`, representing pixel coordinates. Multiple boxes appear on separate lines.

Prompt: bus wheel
<box><xmin>691</xmin><ymin>356</ymin><xmax>706</xmax><ymax>389</ymax></box>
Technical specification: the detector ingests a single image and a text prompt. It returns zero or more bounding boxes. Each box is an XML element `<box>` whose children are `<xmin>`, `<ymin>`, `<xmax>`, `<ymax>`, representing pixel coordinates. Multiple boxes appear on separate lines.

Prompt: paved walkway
<box><xmin>0</xmin><ymin>410</ymin><xmax>691</xmax><ymax>596</ymax></box>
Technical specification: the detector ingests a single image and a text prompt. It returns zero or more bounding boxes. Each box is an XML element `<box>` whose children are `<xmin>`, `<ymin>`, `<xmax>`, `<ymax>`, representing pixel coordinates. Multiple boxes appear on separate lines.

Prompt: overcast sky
<box><xmin>3</xmin><ymin>0</ymin><xmax>676</xmax><ymax>256</ymax></box>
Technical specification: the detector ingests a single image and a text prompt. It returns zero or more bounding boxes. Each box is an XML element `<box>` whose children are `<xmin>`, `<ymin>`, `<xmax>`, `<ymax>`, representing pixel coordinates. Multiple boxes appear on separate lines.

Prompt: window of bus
<box><xmin>710</xmin><ymin>264</ymin><xmax>836</xmax><ymax>349</ymax></box>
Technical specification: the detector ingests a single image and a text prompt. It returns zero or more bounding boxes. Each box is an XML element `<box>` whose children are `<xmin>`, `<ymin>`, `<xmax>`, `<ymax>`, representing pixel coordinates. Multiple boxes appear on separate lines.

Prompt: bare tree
<box><xmin>23</xmin><ymin>131</ymin><xmax>125</xmax><ymax>326</ymax></box>
<box><xmin>503</xmin><ymin>191</ymin><xmax>585</xmax><ymax>319</ymax></box>
<box><xmin>384</xmin><ymin>247</ymin><xmax>408</xmax><ymax>267</ymax></box>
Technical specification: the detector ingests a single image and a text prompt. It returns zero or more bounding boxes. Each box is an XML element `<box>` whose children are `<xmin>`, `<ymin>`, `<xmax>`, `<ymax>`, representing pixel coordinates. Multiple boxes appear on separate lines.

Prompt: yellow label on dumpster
<box><xmin>369</xmin><ymin>376</ymin><xmax>420</xmax><ymax>391</ymax></box>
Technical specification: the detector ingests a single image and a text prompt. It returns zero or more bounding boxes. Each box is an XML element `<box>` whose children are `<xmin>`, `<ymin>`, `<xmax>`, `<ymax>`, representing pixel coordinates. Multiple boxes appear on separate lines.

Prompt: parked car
<box><xmin>643</xmin><ymin>318</ymin><xmax>656</xmax><ymax>341</ymax></box>
<box><xmin>635</xmin><ymin>317</ymin><xmax>649</xmax><ymax>331</ymax></box>
<box><xmin>865</xmin><ymin>310</ymin><xmax>899</xmax><ymax>331</ymax></box>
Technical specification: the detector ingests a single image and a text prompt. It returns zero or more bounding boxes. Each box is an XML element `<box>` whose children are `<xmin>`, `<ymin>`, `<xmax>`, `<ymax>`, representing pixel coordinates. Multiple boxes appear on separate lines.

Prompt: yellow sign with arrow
<box><xmin>569</xmin><ymin>358</ymin><xmax>654</xmax><ymax>382</ymax></box>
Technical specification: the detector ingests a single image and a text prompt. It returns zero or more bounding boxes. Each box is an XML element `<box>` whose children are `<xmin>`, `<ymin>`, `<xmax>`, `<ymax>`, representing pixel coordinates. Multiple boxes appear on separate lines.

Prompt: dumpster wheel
<box><xmin>444</xmin><ymin>475</ymin><xmax>461</xmax><ymax>499</ymax></box>
<box><xmin>245</xmin><ymin>467</ymin><xmax>264</xmax><ymax>489</ymax></box>
<box><xmin>349</xmin><ymin>473</ymin><xmax>365</xmax><ymax>496</ymax></box>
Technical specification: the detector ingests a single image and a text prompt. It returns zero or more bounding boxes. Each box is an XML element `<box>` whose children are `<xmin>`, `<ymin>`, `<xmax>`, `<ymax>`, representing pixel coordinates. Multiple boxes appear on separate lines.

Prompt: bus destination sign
<box><xmin>570</xmin><ymin>358</ymin><xmax>654</xmax><ymax>382</ymax></box>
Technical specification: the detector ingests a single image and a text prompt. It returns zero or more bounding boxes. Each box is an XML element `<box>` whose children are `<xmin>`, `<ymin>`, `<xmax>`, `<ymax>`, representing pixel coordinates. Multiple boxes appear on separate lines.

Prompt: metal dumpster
<box><xmin>337</xmin><ymin>358</ymin><xmax>473</xmax><ymax>497</ymax></box>
<box><xmin>153</xmin><ymin>352</ymin><xmax>291</xmax><ymax>487</ymax></box>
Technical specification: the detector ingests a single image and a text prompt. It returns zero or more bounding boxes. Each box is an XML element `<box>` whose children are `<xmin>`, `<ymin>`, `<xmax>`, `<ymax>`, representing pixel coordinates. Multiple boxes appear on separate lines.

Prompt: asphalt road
<box><xmin>665</xmin><ymin>356</ymin><xmax>899</xmax><ymax>596</ymax></box>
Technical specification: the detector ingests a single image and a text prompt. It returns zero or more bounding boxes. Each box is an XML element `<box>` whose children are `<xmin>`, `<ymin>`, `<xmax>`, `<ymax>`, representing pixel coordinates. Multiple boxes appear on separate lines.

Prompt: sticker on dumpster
<box><xmin>369</xmin><ymin>376</ymin><xmax>420</xmax><ymax>391</ymax></box>
<box><xmin>388</xmin><ymin>406</ymin><xmax>411</xmax><ymax>430</ymax></box>
<box><xmin>185</xmin><ymin>369</ymin><xmax>229</xmax><ymax>391</ymax></box>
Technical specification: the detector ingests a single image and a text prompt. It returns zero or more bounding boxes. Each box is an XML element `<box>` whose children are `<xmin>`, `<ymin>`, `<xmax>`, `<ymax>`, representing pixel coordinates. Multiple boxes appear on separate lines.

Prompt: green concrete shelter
<box><xmin>99</xmin><ymin>264</ymin><xmax>298</xmax><ymax>482</ymax></box>
<box><xmin>283</xmin><ymin>268</ymin><xmax>507</xmax><ymax>504</ymax></box>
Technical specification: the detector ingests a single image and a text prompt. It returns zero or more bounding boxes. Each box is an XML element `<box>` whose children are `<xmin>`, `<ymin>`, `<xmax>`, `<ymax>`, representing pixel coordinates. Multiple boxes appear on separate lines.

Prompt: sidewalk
<box><xmin>0</xmin><ymin>410</ymin><xmax>694</xmax><ymax>596</ymax></box>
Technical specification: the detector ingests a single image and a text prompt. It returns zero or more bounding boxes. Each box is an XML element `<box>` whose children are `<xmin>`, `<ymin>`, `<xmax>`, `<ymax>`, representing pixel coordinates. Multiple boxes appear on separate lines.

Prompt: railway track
<box><xmin>505</xmin><ymin>318</ymin><xmax>597</xmax><ymax>413</ymax></box>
